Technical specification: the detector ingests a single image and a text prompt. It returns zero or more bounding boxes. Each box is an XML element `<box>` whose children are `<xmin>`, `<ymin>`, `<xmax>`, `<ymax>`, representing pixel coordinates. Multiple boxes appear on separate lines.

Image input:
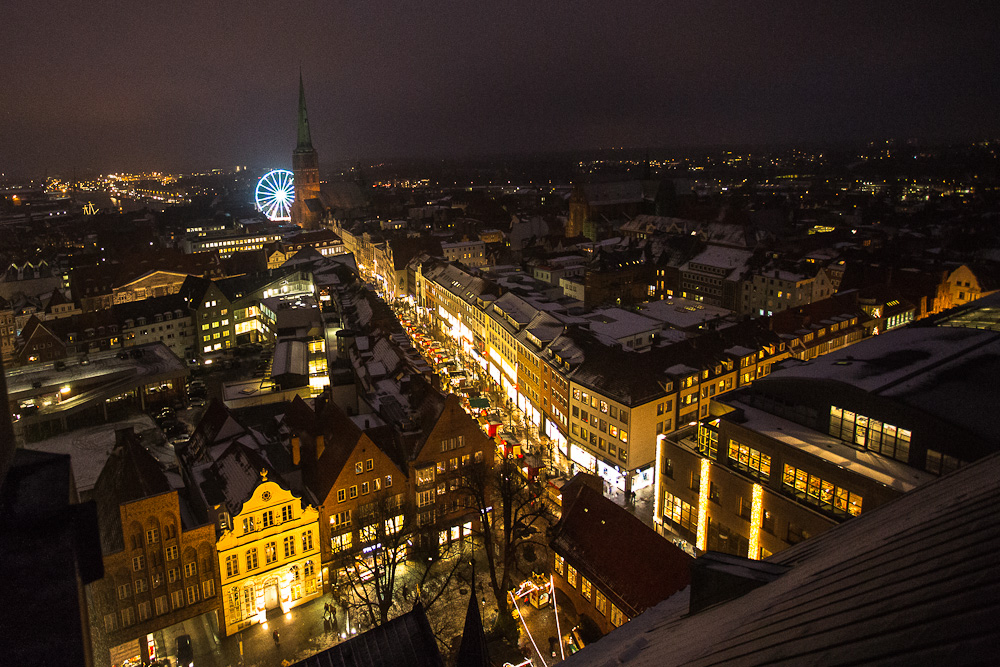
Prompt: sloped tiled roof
<box><xmin>92</xmin><ymin>429</ymin><xmax>172</xmax><ymax>554</ymax></box>
<box><xmin>551</xmin><ymin>481</ymin><xmax>691</xmax><ymax>617</ymax></box>
<box><xmin>291</xmin><ymin>602</ymin><xmax>443</xmax><ymax>667</ymax></box>
<box><xmin>563</xmin><ymin>450</ymin><xmax>1000</xmax><ymax>667</ymax></box>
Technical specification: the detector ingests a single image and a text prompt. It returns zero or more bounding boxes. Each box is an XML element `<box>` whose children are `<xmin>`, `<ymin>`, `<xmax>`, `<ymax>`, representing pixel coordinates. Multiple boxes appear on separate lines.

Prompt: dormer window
<box><xmin>137</xmin><ymin>317</ymin><xmax>146</xmax><ymax>326</ymax></box>
<box><xmin>125</xmin><ymin>319</ymin><xmax>134</xmax><ymax>328</ymax></box>
<box><xmin>154</xmin><ymin>314</ymin><xmax>163</xmax><ymax>323</ymax></box>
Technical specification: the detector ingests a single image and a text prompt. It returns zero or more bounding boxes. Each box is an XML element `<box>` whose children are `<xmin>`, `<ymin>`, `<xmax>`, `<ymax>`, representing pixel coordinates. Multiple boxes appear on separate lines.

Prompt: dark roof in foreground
<box><xmin>551</xmin><ymin>479</ymin><xmax>692</xmax><ymax>617</ymax></box>
<box><xmin>563</xmin><ymin>450</ymin><xmax>1000</xmax><ymax>667</ymax></box>
<box><xmin>290</xmin><ymin>602</ymin><xmax>443</xmax><ymax>667</ymax></box>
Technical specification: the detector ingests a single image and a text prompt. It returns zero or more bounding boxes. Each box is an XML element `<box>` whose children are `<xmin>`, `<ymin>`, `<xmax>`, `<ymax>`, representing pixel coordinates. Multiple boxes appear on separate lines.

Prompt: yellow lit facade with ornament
<box><xmin>216</xmin><ymin>471</ymin><xmax>322</xmax><ymax>636</ymax></box>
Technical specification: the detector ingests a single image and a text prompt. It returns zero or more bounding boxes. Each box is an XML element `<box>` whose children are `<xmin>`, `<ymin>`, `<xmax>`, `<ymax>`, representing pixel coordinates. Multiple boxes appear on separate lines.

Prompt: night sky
<box><xmin>3</xmin><ymin>1</ymin><xmax>999</xmax><ymax>176</ymax></box>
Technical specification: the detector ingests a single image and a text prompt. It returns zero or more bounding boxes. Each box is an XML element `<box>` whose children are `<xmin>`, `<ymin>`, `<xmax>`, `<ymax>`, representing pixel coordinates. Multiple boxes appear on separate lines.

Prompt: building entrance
<box><xmin>264</xmin><ymin>582</ymin><xmax>280</xmax><ymax>610</ymax></box>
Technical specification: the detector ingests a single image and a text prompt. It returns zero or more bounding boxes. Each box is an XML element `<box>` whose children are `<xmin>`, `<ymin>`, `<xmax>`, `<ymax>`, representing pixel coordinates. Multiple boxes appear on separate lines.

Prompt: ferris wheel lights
<box><xmin>255</xmin><ymin>169</ymin><xmax>295</xmax><ymax>221</ymax></box>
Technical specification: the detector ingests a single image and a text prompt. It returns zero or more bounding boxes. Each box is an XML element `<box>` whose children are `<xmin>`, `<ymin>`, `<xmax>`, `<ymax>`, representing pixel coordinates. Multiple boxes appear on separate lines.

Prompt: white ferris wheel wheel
<box><xmin>255</xmin><ymin>169</ymin><xmax>295</xmax><ymax>221</ymax></box>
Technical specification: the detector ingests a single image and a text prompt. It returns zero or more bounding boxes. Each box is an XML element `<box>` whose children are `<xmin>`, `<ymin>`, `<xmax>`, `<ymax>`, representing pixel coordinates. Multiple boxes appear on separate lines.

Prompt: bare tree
<box><xmin>460</xmin><ymin>453</ymin><xmax>548</xmax><ymax>638</ymax></box>
<box><xmin>339</xmin><ymin>489</ymin><xmax>411</xmax><ymax>627</ymax></box>
<box><xmin>337</xmin><ymin>489</ymin><xmax>469</xmax><ymax>632</ymax></box>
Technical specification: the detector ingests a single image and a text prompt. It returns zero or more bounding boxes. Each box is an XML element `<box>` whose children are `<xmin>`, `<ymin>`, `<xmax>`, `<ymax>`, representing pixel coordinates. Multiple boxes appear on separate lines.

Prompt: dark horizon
<box><xmin>4</xmin><ymin>2</ymin><xmax>999</xmax><ymax>177</ymax></box>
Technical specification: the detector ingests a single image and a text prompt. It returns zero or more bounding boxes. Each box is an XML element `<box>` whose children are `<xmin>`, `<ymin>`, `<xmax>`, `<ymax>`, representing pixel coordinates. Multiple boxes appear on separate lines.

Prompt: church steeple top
<box><xmin>296</xmin><ymin>70</ymin><xmax>314</xmax><ymax>152</ymax></box>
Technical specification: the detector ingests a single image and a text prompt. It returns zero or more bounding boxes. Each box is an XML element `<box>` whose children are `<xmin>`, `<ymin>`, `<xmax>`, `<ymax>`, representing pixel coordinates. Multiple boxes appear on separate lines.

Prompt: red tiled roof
<box><xmin>552</xmin><ymin>482</ymin><xmax>692</xmax><ymax>616</ymax></box>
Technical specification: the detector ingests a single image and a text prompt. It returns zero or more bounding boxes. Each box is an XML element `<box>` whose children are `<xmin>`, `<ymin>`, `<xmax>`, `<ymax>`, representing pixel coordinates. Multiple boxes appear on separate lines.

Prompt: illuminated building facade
<box><xmin>654</xmin><ymin>308</ymin><xmax>1000</xmax><ymax>559</ymax></box>
<box><xmin>282</xmin><ymin>396</ymin><xmax>408</xmax><ymax>590</ymax></box>
<box><xmin>88</xmin><ymin>428</ymin><xmax>220</xmax><ymax>666</ymax></box>
<box><xmin>216</xmin><ymin>470</ymin><xmax>322</xmax><ymax>635</ymax></box>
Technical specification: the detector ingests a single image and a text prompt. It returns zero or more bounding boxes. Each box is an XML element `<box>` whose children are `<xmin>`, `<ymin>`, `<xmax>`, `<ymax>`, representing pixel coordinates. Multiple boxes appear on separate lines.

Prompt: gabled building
<box><xmin>88</xmin><ymin>427</ymin><xmax>219</xmax><ymax>667</ymax></box>
<box><xmin>15</xmin><ymin>315</ymin><xmax>66</xmax><ymax>365</ymax></box>
<box><xmin>741</xmin><ymin>266</ymin><xmax>835</xmax><ymax>317</ymax></box>
<box><xmin>176</xmin><ymin>275</ymin><xmax>233</xmax><ymax>357</ymax></box>
<box><xmin>177</xmin><ymin>400</ymin><xmax>322</xmax><ymax>635</ymax></box>
<box><xmin>550</xmin><ymin>478</ymin><xmax>691</xmax><ymax>639</ymax></box>
<box><xmin>115</xmin><ymin>293</ymin><xmax>193</xmax><ymax>361</ymax></box>
<box><xmin>216</xmin><ymin>465</ymin><xmax>322</xmax><ymax>635</ymax></box>
<box><xmin>282</xmin><ymin>395</ymin><xmax>408</xmax><ymax>588</ymax></box>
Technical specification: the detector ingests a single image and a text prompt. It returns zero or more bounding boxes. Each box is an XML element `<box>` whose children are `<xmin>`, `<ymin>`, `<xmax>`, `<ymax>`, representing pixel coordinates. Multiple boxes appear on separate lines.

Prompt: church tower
<box><xmin>291</xmin><ymin>73</ymin><xmax>322</xmax><ymax>230</ymax></box>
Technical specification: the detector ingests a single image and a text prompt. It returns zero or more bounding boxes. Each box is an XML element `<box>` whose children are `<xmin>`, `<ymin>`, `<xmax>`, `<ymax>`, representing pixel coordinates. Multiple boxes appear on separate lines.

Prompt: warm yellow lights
<box><xmin>749</xmin><ymin>483</ymin><xmax>764</xmax><ymax>560</ymax></box>
<box><xmin>653</xmin><ymin>435</ymin><xmax>664</xmax><ymax>525</ymax></box>
<box><xmin>696</xmin><ymin>457</ymin><xmax>710</xmax><ymax>552</ymax></box>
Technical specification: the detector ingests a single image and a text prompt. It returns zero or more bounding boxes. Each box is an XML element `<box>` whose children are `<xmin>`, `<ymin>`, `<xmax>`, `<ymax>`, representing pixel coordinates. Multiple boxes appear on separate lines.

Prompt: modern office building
<box><xmin>653</xmin><ymin>294</ymin><xmax>1000</xmax><ymax>559</ymax></box>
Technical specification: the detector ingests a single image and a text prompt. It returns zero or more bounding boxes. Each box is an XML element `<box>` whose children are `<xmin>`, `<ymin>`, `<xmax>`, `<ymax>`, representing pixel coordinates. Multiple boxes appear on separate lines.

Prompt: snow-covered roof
<box><xmin>585</xmin><ymin>308</ymin><xmax>662</xmax><ymax>340</ymax></box>
<box><xmin>637</xmin><ymin>298</ymin><xmax>732</xmax><ymax>330</ymax></box>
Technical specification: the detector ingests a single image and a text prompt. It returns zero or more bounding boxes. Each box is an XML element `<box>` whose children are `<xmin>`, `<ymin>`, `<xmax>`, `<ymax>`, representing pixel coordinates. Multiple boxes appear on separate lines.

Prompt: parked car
<box><xmin>189</xmin><ymin>397</ymin><xmax>206</xmax><ymax>408</ymax></box>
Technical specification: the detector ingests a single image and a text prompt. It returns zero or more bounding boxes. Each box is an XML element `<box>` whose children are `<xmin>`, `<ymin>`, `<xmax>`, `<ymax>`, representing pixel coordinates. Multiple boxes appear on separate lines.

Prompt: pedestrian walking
<box><xmin>402</xmin><ymin>583</ymin><xmax>409</xmax><ymax>600</ymax></box>
<box><xmin>272</xmin><ymin>630</ymin><xmax>280</xmax><ymax>646</ymax></box>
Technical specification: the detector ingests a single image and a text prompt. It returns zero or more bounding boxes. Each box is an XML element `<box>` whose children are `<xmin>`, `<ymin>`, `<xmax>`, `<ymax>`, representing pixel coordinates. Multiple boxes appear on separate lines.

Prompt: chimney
<box><xmin>291</xmin><ymin>436</ymin><xmax>301</xmax><ymax>466</ymax></box>
<box><xmin>315</xmin><ymin>434</ymin><xmax>325</xmax><ymax>460</ymax></box>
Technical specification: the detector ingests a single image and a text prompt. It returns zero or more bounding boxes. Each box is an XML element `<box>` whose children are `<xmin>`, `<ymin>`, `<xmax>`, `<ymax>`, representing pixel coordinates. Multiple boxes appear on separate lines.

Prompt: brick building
<box><xmin>88</xmin><ymin>428</ymin><xmax>219</xmax><ymax>667</ymax></box>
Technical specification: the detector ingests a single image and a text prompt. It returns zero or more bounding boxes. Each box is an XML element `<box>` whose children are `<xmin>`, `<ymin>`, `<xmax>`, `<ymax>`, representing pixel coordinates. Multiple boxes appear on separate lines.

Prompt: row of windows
<box><xmin>554</xmin><ymin>553</ymin><xmax>620</xmax><ymax>624</ymax></box>
<box><xmin>572</xmin><ymin>390</ymin><xmax>629</xmax><ymax>425</ymax></box>
<box><xmin>829</xmin><ymin>406</ymin><xmax>911</xmax><ymax>463</ymax></box>
<box><xmin>338</xmin><ymin>475</ymin><xmax>393</xmax><ymax>502</ymax></box>
<box><xmin>223</xmin><ymin>531</ymin><xmax>314</xmax><ymax>578</ymax></box>
<box><xmin>727</xmin><ymin>441</ymin><xmax>772</xmax><ymax>482</ymax></box>
<box><xmin>782</xmin><ymin>464</ymin><xmax>863</xmax><ymax>516</ymax></box>
<box><xmin>572</xmin><ymin>424</ymin><xmax>628</xmax><ymax>463</ymax></box>
<box><xmin>441</xmin><ymin>435</ymin><xmax>466</xmax><ymax>452</ymax></box>
<box><xmin>118</xmin><ymin>559</ymin><xmax>197</xmax><ymax>599</ymax></box>
<box><xmin>241</xmin><ymin>505</ymin><xmax>296</xmax><ymax>534</ymax></box>
<box><xmin>105</xmin><ymin>581</ymin><xmax>214</xmax><ymax>631</ymax></box>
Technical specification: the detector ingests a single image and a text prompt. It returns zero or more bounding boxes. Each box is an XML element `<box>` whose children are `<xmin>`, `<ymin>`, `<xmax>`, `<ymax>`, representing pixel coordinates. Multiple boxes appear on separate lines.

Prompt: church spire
<box><xmin>296</xmin><ymin>70</ymin><xmax>313</xmax><ymax>151</ymax></box>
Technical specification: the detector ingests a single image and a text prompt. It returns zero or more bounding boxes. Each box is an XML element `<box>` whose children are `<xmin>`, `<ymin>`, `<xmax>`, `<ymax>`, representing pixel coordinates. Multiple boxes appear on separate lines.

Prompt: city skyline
<box><xmin>4</xmin><ymin>1</ymin><xmax>1000</xmax><ymax>176</ymax></box>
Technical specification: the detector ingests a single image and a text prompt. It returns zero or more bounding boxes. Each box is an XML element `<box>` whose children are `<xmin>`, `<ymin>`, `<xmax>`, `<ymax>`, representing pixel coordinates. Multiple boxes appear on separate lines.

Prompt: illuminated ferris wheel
<box><xmin>255</xmin><ymin>169</ymin><xmax>295</xmax><ymax>221</ymax></box>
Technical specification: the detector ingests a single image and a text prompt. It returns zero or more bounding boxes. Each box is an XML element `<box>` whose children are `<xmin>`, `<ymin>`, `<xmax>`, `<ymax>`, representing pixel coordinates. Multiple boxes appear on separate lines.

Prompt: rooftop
<box><xmin>562</xmin><ymin>449</ymin><xmax>1000</xmax><ymax>667</ymax></box>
